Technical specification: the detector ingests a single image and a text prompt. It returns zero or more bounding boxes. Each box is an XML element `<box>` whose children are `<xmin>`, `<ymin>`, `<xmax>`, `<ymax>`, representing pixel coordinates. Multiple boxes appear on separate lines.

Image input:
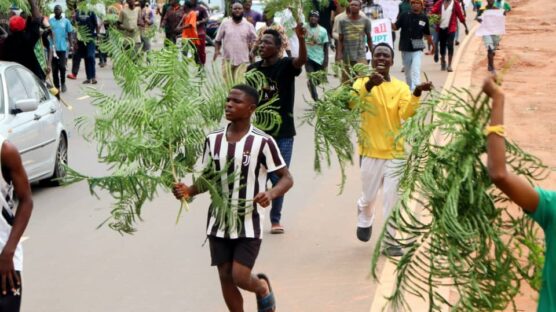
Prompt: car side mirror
<box><xmin>14</xmin><ymin>99</ymin><xmax>39</xmax><ymax>113</ymax></box>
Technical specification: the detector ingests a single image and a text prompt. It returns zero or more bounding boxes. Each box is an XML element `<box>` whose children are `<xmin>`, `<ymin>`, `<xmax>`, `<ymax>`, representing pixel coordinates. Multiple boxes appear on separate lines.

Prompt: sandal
<box><xmin>256</xmin><ymin>273</ymin><xmax>276</xmax><ymax>312</ymax></box>
<box><xmin>270</xmin><ymin>225</ymin><xmax>284</xmax><ymax>234</ymax></box>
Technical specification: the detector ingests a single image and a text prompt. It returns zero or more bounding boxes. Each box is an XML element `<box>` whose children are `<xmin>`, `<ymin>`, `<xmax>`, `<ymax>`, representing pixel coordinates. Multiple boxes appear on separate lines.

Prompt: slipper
<box><xmin>256</xmin><ymin>273</ymin><xmax>275</xmax><ymax>312</ymax></box>
<box><xmin>270</xmin><ymin>225</ymin><xmax>284</xmax><ymax>234</ymax></box>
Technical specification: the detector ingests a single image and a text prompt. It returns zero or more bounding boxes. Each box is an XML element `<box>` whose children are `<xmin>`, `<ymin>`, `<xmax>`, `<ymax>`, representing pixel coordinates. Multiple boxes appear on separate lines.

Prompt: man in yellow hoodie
<box><xmin>352</xmin><ymin>43</ymin><xmax>432</xmax><ymax>256</ymax></box>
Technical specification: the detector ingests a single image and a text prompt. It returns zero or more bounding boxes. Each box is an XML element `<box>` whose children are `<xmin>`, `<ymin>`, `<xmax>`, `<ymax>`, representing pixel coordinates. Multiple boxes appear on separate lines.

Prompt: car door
<box><xmin>16</xmin><ymin>67</ymin><xmax>59</xmax><ymax>178</ymax></box>
<box><xmin>3</xmin><ymin>66</ymin><xmax>43</xmax><ymax>179</ymax></box>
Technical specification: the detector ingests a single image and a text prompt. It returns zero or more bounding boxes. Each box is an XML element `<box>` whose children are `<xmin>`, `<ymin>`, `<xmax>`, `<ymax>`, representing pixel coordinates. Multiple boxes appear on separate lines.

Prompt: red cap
<box><xmin>9</xmin><ymin>16</ymin><xmax>26</xmax><ymax>32</ymax></box>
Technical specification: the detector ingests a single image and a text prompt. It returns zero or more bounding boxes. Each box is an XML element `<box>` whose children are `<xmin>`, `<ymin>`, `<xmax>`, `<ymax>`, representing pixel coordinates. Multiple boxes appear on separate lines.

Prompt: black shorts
<box><xmin>208</xmin><ymin>236</ymin><xmax>262</xmax><ymax>269</ymax></box>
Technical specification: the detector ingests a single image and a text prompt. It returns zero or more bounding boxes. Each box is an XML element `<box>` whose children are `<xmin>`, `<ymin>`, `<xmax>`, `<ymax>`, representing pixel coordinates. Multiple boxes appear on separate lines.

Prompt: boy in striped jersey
<box><xmin>173</xmin><ymin>85</ymin><xmax>293</xmax><ymax>312</ymax></box>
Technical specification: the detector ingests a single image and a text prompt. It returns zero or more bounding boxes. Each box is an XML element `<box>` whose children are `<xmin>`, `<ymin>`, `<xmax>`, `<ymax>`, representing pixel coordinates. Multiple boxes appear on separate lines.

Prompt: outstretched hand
<box><xmin>365</xmin><ymin>72</ymin><xmax>385</xmax><ymax>91</ymax></box>
<box><xmin>416</xmin><ymin>81</ymin><xmax>434</xmax><ymax>92</ymax></box>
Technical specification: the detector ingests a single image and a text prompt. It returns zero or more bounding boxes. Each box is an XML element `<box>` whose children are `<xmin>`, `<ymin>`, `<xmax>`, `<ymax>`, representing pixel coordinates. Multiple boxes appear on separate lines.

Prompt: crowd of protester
<box><xmin>0</xmin><ymin>1</ymin><xmax>529</xmax><ymax>312</ymax></box>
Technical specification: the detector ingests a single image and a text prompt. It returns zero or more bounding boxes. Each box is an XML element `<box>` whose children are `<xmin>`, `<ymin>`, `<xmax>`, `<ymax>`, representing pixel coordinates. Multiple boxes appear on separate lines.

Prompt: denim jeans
<box><xmin>269</xmin><ymin>137</ymin><xmax>294</xmax><ymax>225</ymax></box>
<box><xmin>401</xmin><ymin>51</ymin><xmax>422</xmax><ymax>91</ymax></box>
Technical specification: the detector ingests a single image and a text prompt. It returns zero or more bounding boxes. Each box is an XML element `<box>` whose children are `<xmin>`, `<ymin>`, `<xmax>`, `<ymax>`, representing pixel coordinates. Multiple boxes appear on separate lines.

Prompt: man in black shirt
<box><xmin>247</xmin><ymin>25</ymin><xmax>307</xmax><ymax>234</ymax></box>
<box><xmin>393</xmin><ymin>0</ymin><xmax>432</xmax><ymax>90</ymax></box>
<box><xmin>68</xmin><ymin>9</ymin><xmax>99</xmax><ymax>84</ymax></box>
<box><xmin>1</xmin><ymin>0</ymin><xmax>45</xmax><ymax>81</ymax></box>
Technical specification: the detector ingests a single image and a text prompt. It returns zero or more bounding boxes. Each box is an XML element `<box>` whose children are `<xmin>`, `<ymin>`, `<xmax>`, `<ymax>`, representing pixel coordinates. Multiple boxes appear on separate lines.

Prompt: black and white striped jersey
<box><xmin>202</xmin><ymin>125</ymin><xmax>285</xmax><ymax>239</ymax></box>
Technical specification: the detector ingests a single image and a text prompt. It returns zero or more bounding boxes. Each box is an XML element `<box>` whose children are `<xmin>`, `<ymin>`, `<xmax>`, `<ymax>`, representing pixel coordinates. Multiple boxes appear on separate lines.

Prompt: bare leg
<box><xmin>217</xmin><ymin>262</ymin><xmax>244</xmax><ymax>312</ymax></box>
<box><xmin>231</xmin><ymin>261</ymin><xmax>269</xmax><ymax>298</ymax></box>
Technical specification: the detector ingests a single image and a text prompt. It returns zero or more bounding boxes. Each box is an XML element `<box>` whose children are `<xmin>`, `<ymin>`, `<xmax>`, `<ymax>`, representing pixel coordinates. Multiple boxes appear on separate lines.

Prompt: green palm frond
<box><xmin>371</xmin><ymin>88</ymin><xmax>546</xmax><ymax>311</ymax></box>
<box><xmin>66</xmin><ymin>29</ymin><xmax>280</xmax><ymax>234</ymax></box>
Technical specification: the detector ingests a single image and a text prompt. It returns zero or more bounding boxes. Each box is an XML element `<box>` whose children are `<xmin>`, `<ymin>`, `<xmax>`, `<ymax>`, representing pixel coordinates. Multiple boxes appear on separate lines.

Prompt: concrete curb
<box><xmin>368</xmin><ymin>23</ymin><xmax>482</xmax><ymax>312</ymax></box>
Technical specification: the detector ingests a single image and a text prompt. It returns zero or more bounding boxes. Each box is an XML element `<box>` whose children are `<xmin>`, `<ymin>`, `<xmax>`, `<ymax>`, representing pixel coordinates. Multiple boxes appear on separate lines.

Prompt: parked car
<box><xmin>0</xmin><ymin>62</ymin><xmax>68</xmax><ymax>185</ymax></box>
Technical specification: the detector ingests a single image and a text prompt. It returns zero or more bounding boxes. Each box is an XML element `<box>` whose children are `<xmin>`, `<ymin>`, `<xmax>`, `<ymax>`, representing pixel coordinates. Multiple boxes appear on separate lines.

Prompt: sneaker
<box><xmin>67</xmin><ymin>73</ymin><xmax>77</xmax><ymax>80</ymax></box>
<box><xmin>356</xmin><ymin>226</ymin><xmax>372</xmax><ymax>242</ymax></box>
<box><xmin>82</xmin><ymin>79</ymin><xmax>91</xmax><ymax>84</ymax></box>
<box><xmin>91</xmin><ymin>79</ymin><xmax>98</xmax><ymax>84</ymax></box>
<box><xmin>61</xmin><ymin>84</ymin><xmax>67</xmax><ymax>93</ymax></box>
<box><xmin>382</xmin><ymin>245</ymin><xmax>404</xmax><ymax>257</ymax></box>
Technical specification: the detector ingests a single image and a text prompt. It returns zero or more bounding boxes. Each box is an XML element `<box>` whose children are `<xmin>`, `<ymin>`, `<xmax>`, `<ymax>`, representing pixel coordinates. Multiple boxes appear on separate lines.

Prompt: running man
<box><xmin>351</xmin><ymin>43</ymin><xmax>432</xmax><ymax>256</ymax></box>
<box><xmin>173</xmin><ymin>85</ymin><xmax>293</xmax><ymax>312</ymax></box>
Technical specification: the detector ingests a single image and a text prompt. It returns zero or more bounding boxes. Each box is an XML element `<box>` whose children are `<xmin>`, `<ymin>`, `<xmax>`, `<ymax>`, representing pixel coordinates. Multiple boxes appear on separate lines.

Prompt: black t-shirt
<box><xmin>395</xmin><ymin>11</ymin><xmax>430</xmax><ymax>52</ymax></box>
<box><xmin>247</xmin><ymin>58</ymin><xmax>302</xmax><ymax>139</ymax></box>
<box><xmin>1</xmin><ymin>18</ymin><xmax>45</xmax><ymax>81</ymax></box>
<box><xmin>75</xmin><ymin>10</ymin><xmax>98</xmax><ymax>38</ymax></box>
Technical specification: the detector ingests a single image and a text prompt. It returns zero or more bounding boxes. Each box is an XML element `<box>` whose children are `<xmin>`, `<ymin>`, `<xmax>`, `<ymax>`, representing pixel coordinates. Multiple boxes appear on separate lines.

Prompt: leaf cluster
<box><xmin>370</xmin><ymin>88</ymin><xmax>547</xmax><ymax>311</ymax></box>
<box><xmin>66</xmin><ymin>29</ymin><xmax>281</xmax><ymax>234</ymax></box>
<box><xmin>301</xmin><ymin>65</ymin><xmax>373</xmax><ymax>193</ymax></box>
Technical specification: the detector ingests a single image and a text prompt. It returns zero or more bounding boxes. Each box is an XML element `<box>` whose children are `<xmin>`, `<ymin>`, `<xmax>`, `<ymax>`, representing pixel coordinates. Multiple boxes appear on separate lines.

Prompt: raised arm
<box><xmin>292</xmin><ymin>23</ymin><xmax>307</xmax><ymax>69</ymax></box>
<box><xmin>484</xmin><ymin>76</ymin><xmax>539</xmax><ymax>213</ymax></box>
<box><xmin>29</xmin><ymin>0</ymin><xmax>41</xmax><ymax>19</ymax></box>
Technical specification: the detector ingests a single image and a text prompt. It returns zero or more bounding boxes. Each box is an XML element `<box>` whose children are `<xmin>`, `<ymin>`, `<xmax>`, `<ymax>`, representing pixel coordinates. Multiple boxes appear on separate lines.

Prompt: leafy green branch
<box><xmin>370</xmin><ymin>88</ymin><xmax>547</xmax><ymax>311</ymax></box>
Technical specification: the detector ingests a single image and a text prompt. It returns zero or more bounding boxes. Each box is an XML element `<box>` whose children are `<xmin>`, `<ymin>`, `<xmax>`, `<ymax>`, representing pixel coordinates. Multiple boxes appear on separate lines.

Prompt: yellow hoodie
<box><xmin>352</xmin><ymin>76</ymin><xmax>420</xmax><ymax>160</ymax></box>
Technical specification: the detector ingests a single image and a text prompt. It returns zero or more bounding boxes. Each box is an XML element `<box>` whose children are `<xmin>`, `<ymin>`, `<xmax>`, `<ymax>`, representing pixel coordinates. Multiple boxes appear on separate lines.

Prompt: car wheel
<box><xmin>50</xmin><ymin>135</ymin><xmax>68</xmax><ymax>186</ymax></box>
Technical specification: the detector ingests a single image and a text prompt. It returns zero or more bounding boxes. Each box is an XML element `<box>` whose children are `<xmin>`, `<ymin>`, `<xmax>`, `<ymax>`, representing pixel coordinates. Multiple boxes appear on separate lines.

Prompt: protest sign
<box><xmin>476</xmin><ymin>9</ymin><xmax>506</xmax><ymax>36</ymax></box>
<box><xmin>366</xmin><ymin>18</ymin><xmax>393</xmax><ymax>59</ymax></box>
<box><xmin>372</xmin><ymin>18</ymin><xmax>393</xmax><ymax>47</ymax></box>
<box><xmin>376</xmin><ymin>0</ymin><xmax>400</xmax><ymax>22</ymax></box>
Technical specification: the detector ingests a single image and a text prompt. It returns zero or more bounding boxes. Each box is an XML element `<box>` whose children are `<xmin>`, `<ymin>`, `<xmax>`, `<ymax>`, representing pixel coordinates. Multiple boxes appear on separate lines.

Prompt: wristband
<box><xmin>485</xmin><ymin>125</ymin><xmax>505</xmax><ymax>137</ymax></box>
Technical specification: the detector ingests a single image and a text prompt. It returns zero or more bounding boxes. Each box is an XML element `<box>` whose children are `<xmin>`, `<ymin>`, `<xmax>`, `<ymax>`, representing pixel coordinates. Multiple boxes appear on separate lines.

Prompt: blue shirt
<box><xmin>49</xmin><ymin>17</ymin><xmax>73</xmax><ymax>52</ymax></box>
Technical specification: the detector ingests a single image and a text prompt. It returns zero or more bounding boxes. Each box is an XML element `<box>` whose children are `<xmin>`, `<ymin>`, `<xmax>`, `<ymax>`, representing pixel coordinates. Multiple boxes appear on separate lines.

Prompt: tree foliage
<box><xmin>65</xmin><ymin>29</ymin><xmax>280</xmax><ymax>234</ymax></box>
<box><xmin>301</xmin><ymin>64</ymin><xmax>373</xmax><ymax>193</ymax></box>
<box><xmin>370</xmin><ymin>88</ymin><xmax>547</xmax><ymax>311</ymax></box>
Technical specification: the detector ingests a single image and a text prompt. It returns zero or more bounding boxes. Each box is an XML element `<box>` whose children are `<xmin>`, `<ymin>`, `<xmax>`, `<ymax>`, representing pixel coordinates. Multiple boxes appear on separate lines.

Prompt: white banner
<box><xmin>476</xmin><ymin>10</ymin><xmax>506</xmax><ymax>36</ymax></box>
<box><xmin>367</xmin><ymin>18</ymin><xmax>394</xmax><ymax>59</ymax></box>
<box><xmin>372</xmin><ymin>18</ymin><xmax>393</xmax><ymax>47</ymax></box>
<box><xmin>376</xmin><ymin>0</ymin><xmax>401</xmax><ymax>23</ymax></box>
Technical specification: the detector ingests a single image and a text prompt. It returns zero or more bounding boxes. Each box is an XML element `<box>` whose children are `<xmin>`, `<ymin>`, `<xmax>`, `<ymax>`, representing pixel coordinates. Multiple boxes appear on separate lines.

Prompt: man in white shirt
<box><xmin>0</xmin><ymin>138</ymin><xmax>33</xmax><ymax>311</ymax></box>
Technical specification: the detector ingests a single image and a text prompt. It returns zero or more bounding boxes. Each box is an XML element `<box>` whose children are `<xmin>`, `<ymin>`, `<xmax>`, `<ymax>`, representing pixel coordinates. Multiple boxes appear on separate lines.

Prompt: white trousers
<box><xmin>357</xmin><ymin>157</ymin><xmax>403</xmax><ymax>238</ymax></box>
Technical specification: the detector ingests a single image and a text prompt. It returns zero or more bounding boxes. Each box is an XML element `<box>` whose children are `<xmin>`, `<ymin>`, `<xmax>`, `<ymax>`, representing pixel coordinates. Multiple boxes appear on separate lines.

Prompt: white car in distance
<box><xmin>0</xmin><ymin>62</ymin><xmax>68</xmax><ymax>185</ymax></box>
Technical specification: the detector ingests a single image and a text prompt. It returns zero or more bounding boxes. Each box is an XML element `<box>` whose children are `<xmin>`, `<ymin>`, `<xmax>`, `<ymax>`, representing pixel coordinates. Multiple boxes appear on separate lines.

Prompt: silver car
<box><xmin>0</xmin><ymin>62</ymin><xmax>68</xmax><ymax>185</ymax></box>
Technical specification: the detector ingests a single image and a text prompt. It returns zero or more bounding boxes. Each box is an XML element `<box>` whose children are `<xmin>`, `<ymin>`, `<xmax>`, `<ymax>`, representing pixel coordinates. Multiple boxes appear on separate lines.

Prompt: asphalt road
<box><xmin>21</xmin><ymin>31</ymin><xmax>463</xmax><ymax>311</ymax></box>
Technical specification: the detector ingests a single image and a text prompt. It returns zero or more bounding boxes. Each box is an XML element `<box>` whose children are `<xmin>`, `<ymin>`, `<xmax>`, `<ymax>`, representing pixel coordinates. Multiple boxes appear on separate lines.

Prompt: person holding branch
<box><xmin>351</xmin><ymin>43</ymin><xmax>432</xmax><ymax>256</ymax></box>
<box><xmin>484</xmin><ymin>75</ymin><xmax>555</xmax><ymax>312</ymax></box>
<box><xmin>173</xmin><ymin>85</ymin><xmax>293</xmax><ymax>312</ymax></box>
